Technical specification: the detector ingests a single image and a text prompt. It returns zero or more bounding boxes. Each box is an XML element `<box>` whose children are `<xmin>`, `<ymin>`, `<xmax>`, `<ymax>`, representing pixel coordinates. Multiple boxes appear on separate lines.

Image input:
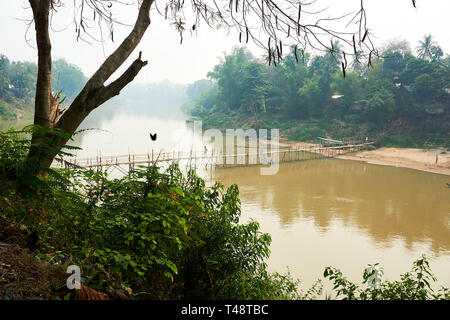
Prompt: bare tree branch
<box><xmin>54</xmin><ymin>0</ymin><xmax>154</xmax><ymax>148</ymax></box>
<box><xmin>93</xmin><ymin>52</ymin><xmax>148</xmax><ymax>107</ymax></box>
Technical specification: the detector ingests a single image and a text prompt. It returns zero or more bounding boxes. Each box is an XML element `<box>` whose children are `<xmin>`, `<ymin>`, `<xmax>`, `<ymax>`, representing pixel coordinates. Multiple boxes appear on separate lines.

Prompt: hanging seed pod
<box><xmin>268</xmin><ymin>48</ymin><xmax>272</xmax><ymax>65</ymax></box>
<box><xmin>352</xmin><ymin>35</ymin><xmax>357</xmax><ymax>55</ymax></box>
<box><xmin>362</xmin><ymin>29</ymin><xmax>368</xmax><ymax>43</ymax></box>
<box><xmin>229</xmin><ymin>0</ymin><xmax>233</xmax><ymax>11</ymax></box>
<box><xmin>343</xmin><ymin>51</ymin><xmax>348</xmax><ymax>68</ymax></box>
<box><xmin>239</xmin><ymin>32</ymin><xmax>242</xmax><ymax>43</ymax></box>
<box><xmin>296</xmin><ymin>4</ymin><xmax>302</xmax><ymax>35</ymax></box>
<box><xmin>287</xmin><ymin>25</ymin><xmax>291</xmax><ymax>38</ymax></box>
<box><xmin>294</xmin><ymin>45</ymin><xmax>298</xmax><ymax>63</ymax></box>
<box><xmin>246</xmin><ymin>27</ymin><xmax>249</xmax><ymax>43</ymax></box>
<box><xmin>192</xmin><ymin>24</ymin><xmax>196</xmax><ymax>31</ymax></box>
<box><xmin>280</xmin><ymin>40</ymin><xmax>282</xmax><ymax>56</ymax></box>
<box><xmin>341</xmin><ymin>62</ymin><xmax>346</xmax><ymax>78</ymax></box>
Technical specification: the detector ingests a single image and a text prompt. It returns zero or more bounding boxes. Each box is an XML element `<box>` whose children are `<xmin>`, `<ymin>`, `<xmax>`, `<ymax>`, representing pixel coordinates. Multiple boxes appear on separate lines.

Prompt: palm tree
<box><xmin>430</xmin><ymin>45</ymin><xmax>444</xmax><ymax>61</ymax></box>
<box><xmin>416</xmin><ymin>34</ymin><xmax>437</xmax><ymax>61</ymax></box>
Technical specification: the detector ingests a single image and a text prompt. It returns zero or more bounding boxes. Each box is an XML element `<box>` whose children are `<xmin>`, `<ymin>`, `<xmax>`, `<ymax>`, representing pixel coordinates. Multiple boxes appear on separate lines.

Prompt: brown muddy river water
<box><xmin>209</xmin><ymin>157</ymin><xmax>450</xmax><ymax>292</ymax></box>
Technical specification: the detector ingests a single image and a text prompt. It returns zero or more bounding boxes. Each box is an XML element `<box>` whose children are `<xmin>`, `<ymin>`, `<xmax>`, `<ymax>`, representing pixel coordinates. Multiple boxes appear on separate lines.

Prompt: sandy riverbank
<box><xmin>251</xmin><ymin>138</ymin><xmax>450</xmax><ymax>176</ymax></box>
<box><xmin>336</xmin><ymin>147</ymin><xmax>450</xmax><ymax>176</ymax></box>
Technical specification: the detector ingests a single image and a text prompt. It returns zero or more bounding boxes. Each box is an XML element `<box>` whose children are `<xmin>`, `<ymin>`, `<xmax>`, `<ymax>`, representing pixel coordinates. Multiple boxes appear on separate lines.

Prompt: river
<box><xmin>3</xmin><ymin>103</ymin><xmax>449</xmax><ymax>295</ymax></box>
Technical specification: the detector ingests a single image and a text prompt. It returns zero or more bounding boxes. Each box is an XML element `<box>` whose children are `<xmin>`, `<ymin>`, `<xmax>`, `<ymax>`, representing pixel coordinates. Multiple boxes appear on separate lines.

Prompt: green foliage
<box><xmin>323</xmin><ymin>255</ymin><xmax>450</xmax><ymax>300</ymax></box>
<box><xmin>0</xmin><ymin>101</ymin><xmax>17</xmax><ymax>119</ymax></box>
<box><xmin>186</xmin><ymin>79</ymin><xmax>214</xmax><ymax>101</ymax></box>
<box><xmin>0</xmin><ymin>125</ymin><xmax>80</xmax><ymax>200</ymax></box>
<box><xmin>183</xmin><ymin>84</ymin><xmax>218</xmax><ymax>117</ymax></box>
<box><xmin>187</xmin><ymin>37</ymin><xmax>450</xmax><ymax>148</ymax></box>
<box><xmin>286</xmin><ymin>123</ymin><xmax>324</xmax><ymax>141</ymax></box>
<box><xmin>298</xmin><ymin>76</ymin><xmax>323</xmax><ymax>118</ymax></box>
<box><xmin>0</xmin><ymin>54</ymin><xmax>88</xmax><ymax>120</ymax></box>
<box><xmin>52</xmin><ymin>59</ymin><xmax>87</xmax><ymax>99</ymax></box>
<box><xmin>207</xmin><ymin>47</ymin><xmax>254</xmax><ymax>111</ymax></box>
<box><xmin>29</xmin><ymin>164</ymin><xmax>301</xmax><ymax>299</ymax></box>
<box><xmin>416</xmin><ymin>34</ymin><xmax>443</xmax><ymax>61</ymax></box>
<box><xmin>0</xmin><ymin>128</ymin><xmax>30</xmax><ymax>193</ymax></box>
<box><xmin>0</xmin><ymin>129</ymin><xmax>301</xmax><ymax>299</ymax></box>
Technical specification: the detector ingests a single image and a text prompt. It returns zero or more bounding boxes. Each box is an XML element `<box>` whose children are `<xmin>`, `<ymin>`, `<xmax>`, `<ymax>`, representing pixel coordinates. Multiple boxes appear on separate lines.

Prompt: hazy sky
<box><xmin>1</xmin><ymin>0</ymin><xmax>449</xmax><ymax>84</ymax></box>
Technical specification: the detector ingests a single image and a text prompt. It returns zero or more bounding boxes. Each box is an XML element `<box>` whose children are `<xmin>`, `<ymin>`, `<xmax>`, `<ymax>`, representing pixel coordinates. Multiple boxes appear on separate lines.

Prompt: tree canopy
<box><xmin>185</xmin><ymin>37</ymin><xmax>450</xmax><ymax>146</ymax></box>
<box><xmin>0</xmin><ymin>55</ymin><xmax>86</xmax><ymax>120</ymax></box>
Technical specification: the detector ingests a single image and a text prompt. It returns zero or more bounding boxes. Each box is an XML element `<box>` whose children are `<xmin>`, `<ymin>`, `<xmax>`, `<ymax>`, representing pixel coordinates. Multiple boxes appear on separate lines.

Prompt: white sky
<box><xmin>0</xmin><ymin>0</ymin><xmax>449</xmax><ymax>84</ymax></box>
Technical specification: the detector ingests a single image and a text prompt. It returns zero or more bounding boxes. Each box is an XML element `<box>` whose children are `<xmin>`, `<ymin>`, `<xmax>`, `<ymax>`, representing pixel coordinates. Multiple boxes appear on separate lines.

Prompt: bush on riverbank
<box><xmin>0</xmin><ymin>127</ymin><xmax>301</xmax><ymax>299</ymax></box>
<box><xmin>323</xmin><ymin>257</ymin><xmax>450</xmax><ymax>300</ymax></box>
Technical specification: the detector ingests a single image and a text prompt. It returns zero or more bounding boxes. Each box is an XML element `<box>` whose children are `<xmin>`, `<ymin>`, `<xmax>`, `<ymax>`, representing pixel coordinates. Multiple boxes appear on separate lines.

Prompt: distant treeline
<box><xmin>184</xmin><ymin>36</ymin><xmax>450</xmax><ymax>148</ymax></box>
<box><xmin>0</xmin><ymin>55</ymin><xmax>87</xmax><ymax>120</ymax></box>
<box><xmin>0</xmin><ymin>54</ymin><xmax>190</xmax><ymax>123</ymax></box>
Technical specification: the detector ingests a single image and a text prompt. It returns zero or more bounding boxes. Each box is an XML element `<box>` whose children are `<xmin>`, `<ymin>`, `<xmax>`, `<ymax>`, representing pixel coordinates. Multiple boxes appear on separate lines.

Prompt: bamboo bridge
<box><xmin>53</xmin><ymin>141</ymin><xmax>375</xmax><ymax>173</ymax></box>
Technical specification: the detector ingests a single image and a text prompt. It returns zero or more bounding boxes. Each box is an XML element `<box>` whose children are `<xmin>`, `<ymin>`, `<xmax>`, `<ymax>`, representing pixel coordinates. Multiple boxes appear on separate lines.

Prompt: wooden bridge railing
<box><xmin>52</xmin><ymin>142</ymin><xmax>374</xmax><ymax>171</ymax></box>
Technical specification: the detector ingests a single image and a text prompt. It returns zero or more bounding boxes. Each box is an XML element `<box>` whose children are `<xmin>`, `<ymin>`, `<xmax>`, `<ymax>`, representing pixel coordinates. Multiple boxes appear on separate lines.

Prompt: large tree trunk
<box><xmin>27</xmin><ymin>0</ymin><xmax>154</xmax><ymax>170</ymax></box>
<box><xmin>27</xmin><ymin>0</ymin><xmax>52</xmax><ymax>171</ymax></box>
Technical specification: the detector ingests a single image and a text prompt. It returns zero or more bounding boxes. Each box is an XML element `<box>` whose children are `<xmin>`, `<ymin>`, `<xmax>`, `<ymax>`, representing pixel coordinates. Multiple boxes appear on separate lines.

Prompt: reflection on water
<box><xmin>213</xmin><ymin>160</ymin><xmax>449</xmax><ymax>253</ymax></box>
<box><xmin>212</xmin><ymin>159</ymin><xmax>450</xmax><ymax>289</ymax></box>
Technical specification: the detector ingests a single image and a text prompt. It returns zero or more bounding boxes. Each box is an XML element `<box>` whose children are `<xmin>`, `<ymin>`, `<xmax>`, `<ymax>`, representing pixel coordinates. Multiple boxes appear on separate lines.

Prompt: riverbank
<box><xmin>336</xmin><ymin>147</ymin><xmax>450</xmax><ymax>176</ymax></box>
<box><xmin>229</xmin><ymin>136</ymin><xmax>449</xmax><ymax>177</ymax></box>
<box><xmin>275</xmin><ymin>138</ymin><xmax>450</xmax><ymax>176</ymax></box>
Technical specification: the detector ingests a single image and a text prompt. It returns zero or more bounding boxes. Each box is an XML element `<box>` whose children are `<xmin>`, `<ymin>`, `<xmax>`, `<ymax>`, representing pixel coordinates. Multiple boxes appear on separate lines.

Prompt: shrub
<box><xmin>9</xmin><ymin>162</ymin><xmax>299</xmax><ymax>299</ymax></box>
<box><xmin>323</xmin><ymin>255</ymin><xmax>450</xmax><ymax>300</ymax></box>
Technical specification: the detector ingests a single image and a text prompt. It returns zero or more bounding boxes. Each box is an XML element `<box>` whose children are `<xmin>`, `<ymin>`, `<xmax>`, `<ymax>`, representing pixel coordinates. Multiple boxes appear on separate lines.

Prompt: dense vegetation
<box><xmin>0</xmin><ymin>55</ymin><xmax>87</xmax><ymax>121</ymax></box>
<box><xmin>0</xmin><ymin>127</ymin><xmax>449</xmax><ymax>300</ymax></box>
<box><xmin>184</xmin><ymin>36</ymin><xmax>450</xmax><ymax>148</ymax></box>
<box><xmin>0</xmin><ymin>127</ymin><xmax>300</xmax><ymax>299</ymax></box>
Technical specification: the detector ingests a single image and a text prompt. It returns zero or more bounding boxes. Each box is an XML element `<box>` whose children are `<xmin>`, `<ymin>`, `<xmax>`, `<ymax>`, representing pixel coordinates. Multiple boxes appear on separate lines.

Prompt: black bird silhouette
<box><xmin>150</xmin><ymin>133</ymin><xmax>157</xmax><ymax>141</ymax></box>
